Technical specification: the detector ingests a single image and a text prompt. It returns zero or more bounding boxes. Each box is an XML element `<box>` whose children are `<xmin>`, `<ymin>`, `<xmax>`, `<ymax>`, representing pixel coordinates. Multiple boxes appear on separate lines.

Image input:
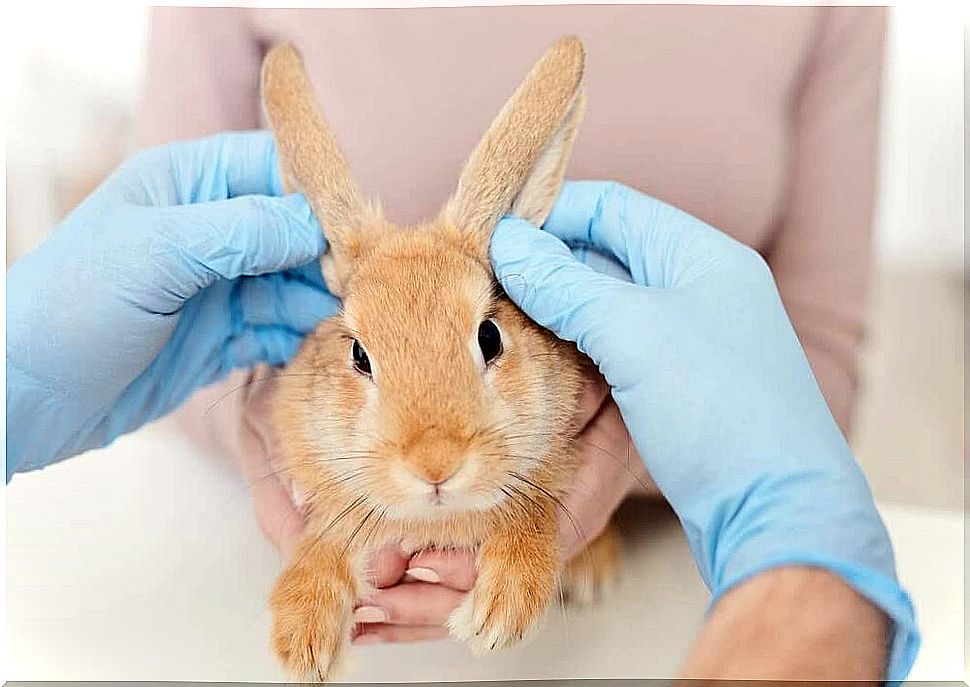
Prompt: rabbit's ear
<box><xmin>442</xmin><ymin>36</ymin><xmax>586</xmax><ymax>260</ymax></box>
<box><xmin>262</xmin><ymin>42</ymin><xmax>383</xmax><ymax>296</ymax></box>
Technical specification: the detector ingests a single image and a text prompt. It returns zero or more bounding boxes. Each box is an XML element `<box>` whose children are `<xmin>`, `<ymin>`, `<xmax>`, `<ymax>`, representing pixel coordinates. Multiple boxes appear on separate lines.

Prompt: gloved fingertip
<box><xmin>255</xmin><ymin>131</ymin><xmax>284</xmax><ymax>197</ymax></box>
<box><xmin>228</xmin><ymin>328</ymin><xmax>303</xmax><ymax>370</ymax></box>
<box><xmin>204</xmin><ymin>130</ymin><xmax>287</xmax><ymax>199</ymax></box>
<box><xmin>490</xmin><ymin>215</ymin><xmax>569</xmax><ymax>266</ymax></box>
<box><xmin>292</xmin><ymin>292</ymin><xmax>341</xmax><ymax>333</ymax></box>
<box><xmin>279</xmin><ymin>193</ymin><xmax>326</xmax><ymax>238</ymax></box>
<box><xmin>495</xmin><ymin>214</ymin><xmax>540</xmax><ymax>233</ymax></box>
<box><xmin>490</xmin><ymin>219</ymin><xmax>577</xmax><ymax>299</ymax></box>
<box><xmin>269</xmin><ymin>193</ymin><xmax>328</xmax><ymax>264</ymax></box>
<box><xmin>570</xmin><ymin>245</ymin><xmax>635</xmax><ymax>284</ymax></box>
<box><xmin>219</xmin><ymin>129</ymin><xmax>281</xmax><ymax>196</ymax></box>
<box><xmin>543</xmin><ymin>180</ymin><xmax>619</xmax><ymax>241</ymax></box>
<box><xmin>264</xmin><ymin>332</ymin><xmax>304</xmax><ymax>367</ymax></box>
<box><xmin>289</xmin><ymin>259</ymin><xmax>328</xmax><ymax>289</ymax></box>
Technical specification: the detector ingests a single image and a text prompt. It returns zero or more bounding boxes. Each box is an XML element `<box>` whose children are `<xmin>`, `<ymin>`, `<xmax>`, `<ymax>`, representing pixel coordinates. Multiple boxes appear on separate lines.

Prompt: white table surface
<box><xmin>5</xmin><ymin>420</ymin><xmax>965</xmax><ymax>682</ymax></box>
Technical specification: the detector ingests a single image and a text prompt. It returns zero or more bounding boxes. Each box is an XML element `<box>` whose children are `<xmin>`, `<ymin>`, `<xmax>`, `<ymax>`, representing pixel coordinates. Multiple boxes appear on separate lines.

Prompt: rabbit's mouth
<box><xmin>429</xmin><ymin>485</ymin><xmax>446</xmax><ymax>507</ymax></box>
<box><xmin>376</xmin><ymin>458</ymin><xmax>509</xmax><ymax>520</ymax></box>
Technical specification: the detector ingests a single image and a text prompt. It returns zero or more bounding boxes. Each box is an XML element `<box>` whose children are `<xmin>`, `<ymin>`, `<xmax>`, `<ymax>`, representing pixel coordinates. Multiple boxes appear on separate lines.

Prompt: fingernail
<box><xmin>405</xmin><ymin>567</ymin><xmax>440</xmax><ymax>584</ymax></box>
<box><xmin>352</xmin><ymin>606</ymin><xmax>387</xmax><ymax>624</ymax></box>
<box><xmin>353</xmin><ymin>633</ymin><xmax>382</xmax><ymax>645</ymax></box>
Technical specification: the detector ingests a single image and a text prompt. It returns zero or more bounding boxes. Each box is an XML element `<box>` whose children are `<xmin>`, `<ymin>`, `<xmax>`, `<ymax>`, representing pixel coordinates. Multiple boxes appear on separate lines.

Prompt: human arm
<box><xmin>6</xmin><ymin>131</ymin><xmax>337</xmax><ymax>479</ymax></box>
<box><xmin>681</xmin><ymin>566</ymin><xmax>889</xmax><ymax>680</ymax></box>
<box><xmin>139</xmin><ymin>6</ymin><xmax>318</xmax><ymax>527</ymax></box>
<box><xmin>488</xmin><ymin>180</ymin><xmax>918</xmax><ymax>680</ymax></box>
<box><xmin>767</xmin><ymin>7</ymin><xmax>887</xmax><ymax>435</ymax></box>
<box><xmin>140</xmin><ymin>7</ymin><xmax>263</xmax><ymax>147</ymax></box>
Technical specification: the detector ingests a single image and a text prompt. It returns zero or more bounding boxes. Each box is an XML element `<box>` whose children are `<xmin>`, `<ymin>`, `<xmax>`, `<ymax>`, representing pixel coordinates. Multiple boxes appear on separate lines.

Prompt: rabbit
<box><xmin>262</xmin><ymin>36</ymin><xmax>621</xmax><ymax>681</ymax></box>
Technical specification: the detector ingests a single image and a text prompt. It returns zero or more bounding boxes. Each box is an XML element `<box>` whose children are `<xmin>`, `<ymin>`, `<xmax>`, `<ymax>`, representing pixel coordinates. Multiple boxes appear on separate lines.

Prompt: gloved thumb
<box><xmin>490</xmin><ymin>216</ymin><xmax>636</xmax><ymax>351</ymax></box>
<box><xmin>157</xmin><ymin>193</ymin><xmax>327</xmax><ymax>297</ymax></box>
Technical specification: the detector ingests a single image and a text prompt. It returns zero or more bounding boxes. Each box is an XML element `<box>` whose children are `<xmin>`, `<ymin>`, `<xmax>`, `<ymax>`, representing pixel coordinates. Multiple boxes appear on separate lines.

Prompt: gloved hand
<box><xmin>489</xmin><ymin>181</ymin><xmax>919</xmax><ymax>681</ymax></box>
<box><xmin>7</xmin><ymin>131</ymin><xmax>338</xmax><ymax>479</ymax></box>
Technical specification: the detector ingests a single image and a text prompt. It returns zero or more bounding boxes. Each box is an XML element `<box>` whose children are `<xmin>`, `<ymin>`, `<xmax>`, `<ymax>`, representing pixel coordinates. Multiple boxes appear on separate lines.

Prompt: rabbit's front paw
<box><xmin>270</xmin><ymin>563</ymin><xmax>354</xmax><ymax>681</ymax></box>
<box><xmin>447</xmin><ymin>554</ymin><xmax>555</xmax><ymax>654</ymax></box>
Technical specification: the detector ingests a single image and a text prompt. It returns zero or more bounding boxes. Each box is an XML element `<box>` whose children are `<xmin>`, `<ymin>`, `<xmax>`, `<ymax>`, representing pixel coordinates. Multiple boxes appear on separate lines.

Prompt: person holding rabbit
<box><xmin>7</xmin><ymin>133</ymin><xmax>916</xmax><ymax>683</ymax></box>
<box><xmin>7</xmin><ymin>4</ymin><xmax>917</xmax><ymax>682</ymax></box>
<box><xmin>140</xmin><ymin>4</ymin><xmax>889</xmax><ymax>585</ymax></box>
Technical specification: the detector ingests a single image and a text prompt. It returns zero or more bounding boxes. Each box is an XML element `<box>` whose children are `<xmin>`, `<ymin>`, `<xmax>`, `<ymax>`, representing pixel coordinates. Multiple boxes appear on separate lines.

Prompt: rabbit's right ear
<box><xmin>261</xmin><ymin>43</ymin><xmax>384</xmax><ymax>296</ymax></box>
<box><xmin>442</xmin><ymin>36</ymin><xmax>586</xmax><ymax>263</ymax></box>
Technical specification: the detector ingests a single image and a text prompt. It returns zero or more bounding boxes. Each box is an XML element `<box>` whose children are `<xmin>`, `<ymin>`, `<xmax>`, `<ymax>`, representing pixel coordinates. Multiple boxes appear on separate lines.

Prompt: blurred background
<box><xmin>5</xmin><ymin>2</ymin><xmax>965</xmax><ymax>681</ymax></box>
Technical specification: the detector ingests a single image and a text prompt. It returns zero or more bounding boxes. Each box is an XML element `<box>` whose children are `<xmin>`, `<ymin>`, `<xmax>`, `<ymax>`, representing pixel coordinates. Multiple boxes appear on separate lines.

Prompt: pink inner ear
<box><xmin>510</xmin><ymin>88</ymin><xmax>586</xmax><ymax>227</ymax></box>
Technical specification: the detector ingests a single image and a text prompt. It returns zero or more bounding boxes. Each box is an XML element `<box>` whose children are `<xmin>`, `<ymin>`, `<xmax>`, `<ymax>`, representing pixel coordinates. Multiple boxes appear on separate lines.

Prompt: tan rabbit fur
<box><xmin>263</xmin><ymin>37</ymin><xmax>620</xmax><ymax>681</ymax></box>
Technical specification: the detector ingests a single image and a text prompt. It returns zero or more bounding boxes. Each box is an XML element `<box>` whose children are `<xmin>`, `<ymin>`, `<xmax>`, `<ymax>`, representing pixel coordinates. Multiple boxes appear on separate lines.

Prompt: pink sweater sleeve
<box><xmin>766</xmin><ymin>7</ymin><xmax>887</xmax><ymax>435</ymax></box>
<box><xmin>139</xmin><ymin>6</ymin><xmax>263</xmax><ymax>147</ymax></box>
<box><xmin>139</xmin><ymin>7</ymin><xmax>270</xmax><ymax>463</ymax></box>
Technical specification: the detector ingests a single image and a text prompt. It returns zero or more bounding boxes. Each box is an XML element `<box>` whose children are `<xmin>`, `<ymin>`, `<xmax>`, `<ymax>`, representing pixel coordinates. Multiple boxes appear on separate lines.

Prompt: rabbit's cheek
<box><xmin>433</xmin><ymin>457</ymin><xmax>508</xmax><ymax>512</ymax></box>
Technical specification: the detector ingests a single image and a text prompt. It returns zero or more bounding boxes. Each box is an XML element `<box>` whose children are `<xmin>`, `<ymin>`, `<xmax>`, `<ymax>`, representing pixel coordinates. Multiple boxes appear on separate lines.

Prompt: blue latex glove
<box><xmin>490</xmin><ymin>181</ymin><xmax>919</xmax><ymax>681</ymax></box>
<box><xmin>7</xmin><ymin>131</ymin><xmax>339</xmax><ymax>479</ymax></box>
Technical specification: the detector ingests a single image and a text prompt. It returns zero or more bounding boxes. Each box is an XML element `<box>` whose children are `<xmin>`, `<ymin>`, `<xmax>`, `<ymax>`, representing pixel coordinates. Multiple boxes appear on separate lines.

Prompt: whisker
<box><xmin>330</xmin><ymin>468</ymin><xmax>372</xmax><ymax>490</ymax></box>
<box><xmin>504</xmin><ymin>483</ymin><xmax>544</xmax><ymax>518</ymax></box>
<box><xmin>505</xmin><ymin>471</ymin><xmax>593</xmax><ymax>570</ymax></box>
<box><xmin>201</xmin><ymin>372</ymin><xmax>335</xmax><ymax>416</ymax></box>
<box><xmin>248</xmin><ymin>459</ymin><xmax>316</xmax><ymax>485</ymax></box>
<box><xmin>359</xmin><ymin>506</ymin><xmax>387</xmax><ymax>554</ymax></box>
<box><xmin>321</xmin><ymin>453</ymin><xmax>381</xmax><ymax>462</ymax></box>
<box><xmin>504</xmin><ymin>479</ymin><xmax>595</xmax><ymax>581</ymax></box>
<box><xmin>342</xmin><ymin>506</ymin><xmax>378</xmax><ymax>555</ymax></box>
<box><xmin>290</xmin><ymin>495</ymin><xmax>368</xmax><ymax>570</ymax></box>
<box><xmin>499</xmin><ymin>485</ymin><xmax>532</xmax><ymax>521</ymax></box>
<box><xmin>556</xmin><ymin>569</ymin><xmax>569</xmax><ymax>639</ymax></box>
<box><xmin>575</xmin><ymin>437</ymin><xmax>654</xmax><ymax>495</ymax></box>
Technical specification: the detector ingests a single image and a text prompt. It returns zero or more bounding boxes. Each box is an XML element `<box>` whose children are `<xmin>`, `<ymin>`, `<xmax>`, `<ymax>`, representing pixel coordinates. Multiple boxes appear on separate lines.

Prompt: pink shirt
<box><xmin>141</xmin><ymin>5</ymin><xmax>886</xmax><ymax>437</ymax></box>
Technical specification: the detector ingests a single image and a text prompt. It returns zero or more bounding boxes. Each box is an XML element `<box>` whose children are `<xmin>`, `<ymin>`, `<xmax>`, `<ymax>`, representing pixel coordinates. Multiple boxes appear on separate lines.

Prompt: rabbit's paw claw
<box><xmin>447</xmin><ymin>569</ymin><xmax>548</xmax><ymax>654</ymax></box>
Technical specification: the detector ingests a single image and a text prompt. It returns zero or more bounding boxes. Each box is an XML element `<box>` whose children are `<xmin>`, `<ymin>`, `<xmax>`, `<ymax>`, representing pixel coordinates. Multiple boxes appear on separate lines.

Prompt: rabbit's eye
<box><xmin>351</xmin><ymin>339</ymin><xmax>372</xmax><ymax>376</ymax></box>
<box><xmin>477</xmin><ymin>319</ymin><xmax>503</xmax><ymax>365</ymax></box>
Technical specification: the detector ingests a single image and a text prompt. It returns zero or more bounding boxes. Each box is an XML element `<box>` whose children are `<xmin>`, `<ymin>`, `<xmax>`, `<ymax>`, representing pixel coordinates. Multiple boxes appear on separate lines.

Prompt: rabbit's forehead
<box><xmin>345</xmin><ymin>245</ymin><xmax>494</xmax><ymax>345</ymax></box>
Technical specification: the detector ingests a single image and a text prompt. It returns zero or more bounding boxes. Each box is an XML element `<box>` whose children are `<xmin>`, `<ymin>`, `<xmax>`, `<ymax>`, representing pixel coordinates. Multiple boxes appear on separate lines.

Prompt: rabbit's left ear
<box><xmin>442</xmin><ymin>36</ymin><xmax>586</xmax><ymax>261</ymax></box>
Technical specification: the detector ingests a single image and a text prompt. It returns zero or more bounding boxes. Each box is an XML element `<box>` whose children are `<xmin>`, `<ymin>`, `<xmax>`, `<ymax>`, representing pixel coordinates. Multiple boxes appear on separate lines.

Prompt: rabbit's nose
<box><xmin>399</xmin><ymin>431</ymin><xmax>468</xmax><ymax>487</ymax></box>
